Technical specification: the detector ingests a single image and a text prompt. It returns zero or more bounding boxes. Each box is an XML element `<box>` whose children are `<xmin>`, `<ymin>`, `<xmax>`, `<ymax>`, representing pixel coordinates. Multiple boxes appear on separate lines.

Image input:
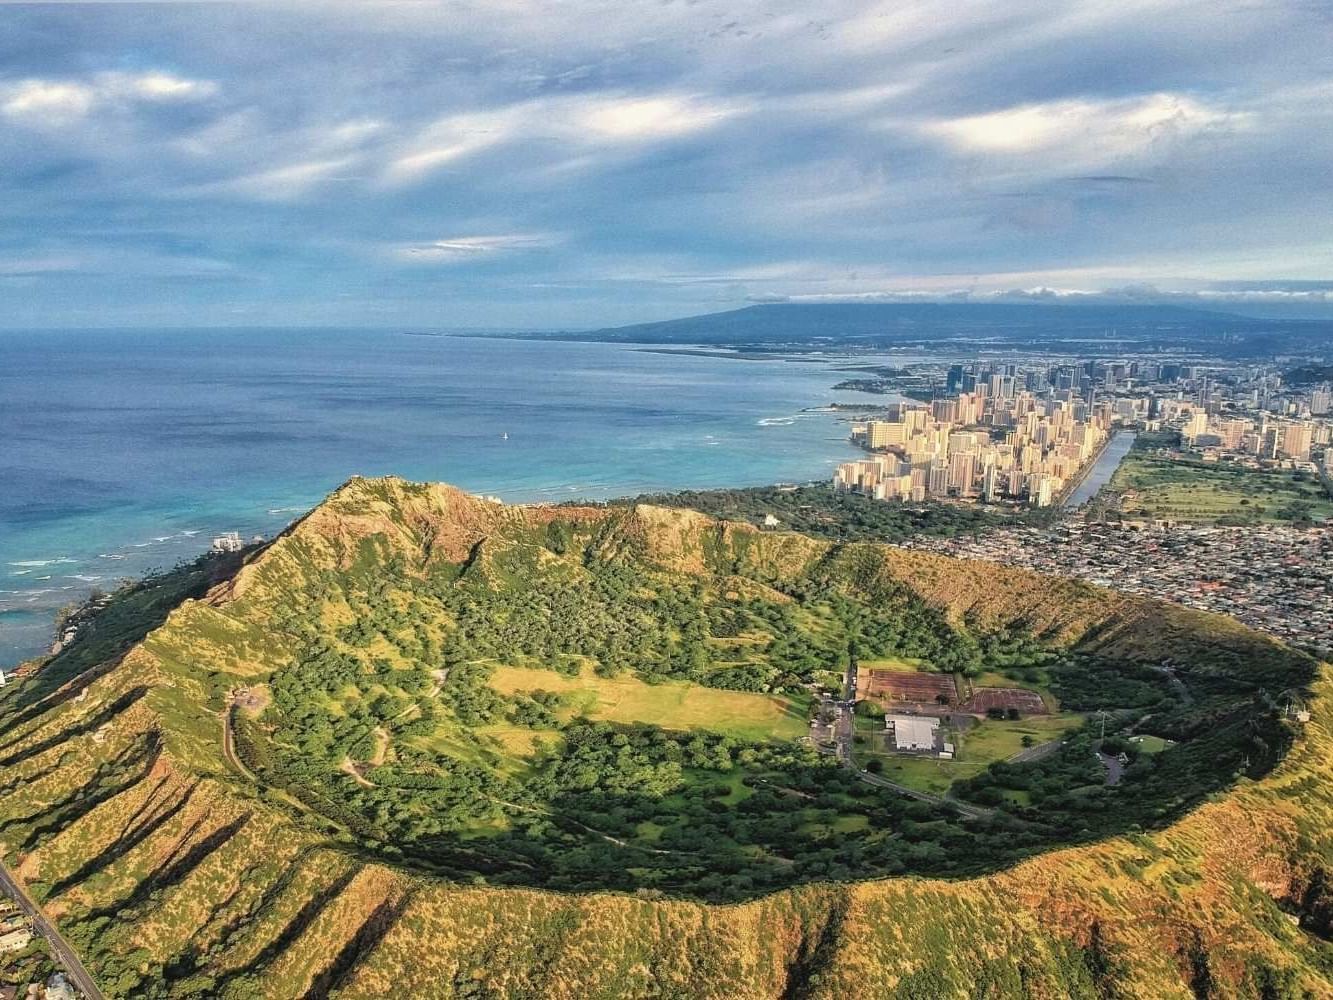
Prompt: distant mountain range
<box><xmin>516</xmin><ymin>302</ymin><xmax>1333</xmax><ymax>356</ymax></box>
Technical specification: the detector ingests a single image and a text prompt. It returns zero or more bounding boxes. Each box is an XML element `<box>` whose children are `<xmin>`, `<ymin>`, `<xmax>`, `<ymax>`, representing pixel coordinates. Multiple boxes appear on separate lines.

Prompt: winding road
<box><xmin>220</xmin><ymin>701</ymin><xmax>256</xmax><ymax>782</ymax></box>
<box><xmin>0</xmin><ymin>860</ymin><xmax>103</xmax><ymax>999</ymax></box>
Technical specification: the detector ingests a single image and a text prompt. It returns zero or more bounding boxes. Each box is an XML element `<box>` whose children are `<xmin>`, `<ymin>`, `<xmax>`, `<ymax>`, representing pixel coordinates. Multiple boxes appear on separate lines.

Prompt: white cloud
<box><xmin>383</xmin><ymin>92</ymin><xmax>740</xmax><ymax>186</ymax></box>
<box><xmin>119</xmin><ymin>71</ymin><xmax>216</xmax><ymax>102</ymax></box>
<box><xmin>393</xmin><ymin>234</ymin><xmax>560</xmax><ymax>263</ymax></box>
<box><xmin>384</xmin><ymin>109</ymin><xmax>518</xmax><ymax>184</ymax></box>
<box><xmin>579</xmin><ymin>95</ymin><xmax>737</xmax><ymax>140</ymax></box>
<box><xmin>1</xmin><ymin>80</ymin><xmax>96</xmax><ymax>124</ymax></box>
<box><xmin>195</xmin><ymin>156</ymin><xmax>359</xmax><ymax>201</ymax></box>
<box><xmin>0</xmin><ymin>71</ymin><xmax>216</xmax><ymax>127</ymax></box>
<box><xmin>921</xmin><ymin>92</ymin><xmax>1242</xmax><ymax>161</ymax></box>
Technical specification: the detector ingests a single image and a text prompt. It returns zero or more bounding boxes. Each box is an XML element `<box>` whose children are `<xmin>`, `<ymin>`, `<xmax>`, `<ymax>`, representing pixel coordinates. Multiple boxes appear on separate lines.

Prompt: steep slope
<box><xmin>0</xmin><ymin>477</ymin><xmax>1328</xmax><ymax>999</ymax></box>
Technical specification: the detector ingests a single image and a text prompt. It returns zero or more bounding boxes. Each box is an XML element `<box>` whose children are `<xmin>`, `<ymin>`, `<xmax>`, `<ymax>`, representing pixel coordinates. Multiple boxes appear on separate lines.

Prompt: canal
<box><xmin>1063</xmin><ymin>430</ymin><xmax>1138</xmax><ymax>509</ymax></box>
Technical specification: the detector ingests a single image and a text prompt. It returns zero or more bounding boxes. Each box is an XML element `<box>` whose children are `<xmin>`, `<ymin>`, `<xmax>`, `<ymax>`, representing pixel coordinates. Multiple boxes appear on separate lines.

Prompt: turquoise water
<box><xmin>0</xmin><ymin>329</ymin><xmax>860</xmax><ymax>665</ymax></box>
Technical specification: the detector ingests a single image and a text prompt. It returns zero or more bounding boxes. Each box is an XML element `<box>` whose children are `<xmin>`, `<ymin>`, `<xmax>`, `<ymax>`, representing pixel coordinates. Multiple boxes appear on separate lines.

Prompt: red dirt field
<box><xmin>961</xmin><ymin>686</ymin><xmax>1047</xmax><ymax>716</ymax></box>
<box><xmin>861</xmin><ymin>670</ymin><xmax>958</xmax><ymax>704</ymax></box>
<box><xmin>861</xmin><ymin>670</ymin><xmax>1047</xmax><ymax>716</ymax></box>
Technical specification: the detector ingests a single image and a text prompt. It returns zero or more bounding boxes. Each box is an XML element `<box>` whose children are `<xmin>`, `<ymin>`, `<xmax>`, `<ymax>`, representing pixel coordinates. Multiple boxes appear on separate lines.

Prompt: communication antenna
<box><xmin>1096</xmin><ymin>709</ymin><xmax>1111</xmax><ymax>740</ymax></box>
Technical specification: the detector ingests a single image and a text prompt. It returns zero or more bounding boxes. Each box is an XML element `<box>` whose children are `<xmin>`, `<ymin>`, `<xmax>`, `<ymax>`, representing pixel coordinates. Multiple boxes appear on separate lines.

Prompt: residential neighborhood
<box><xmin>905</xmin><ymin>520</ymin><xmax>1333</xmax><ymax>656</ymax></box>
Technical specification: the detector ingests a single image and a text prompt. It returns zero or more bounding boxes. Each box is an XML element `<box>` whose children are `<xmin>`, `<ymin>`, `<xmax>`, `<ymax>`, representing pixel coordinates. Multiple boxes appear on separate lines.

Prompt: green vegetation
<box><xmin>0</xmin><ymin>548</ymin><xmax>247</xmax><ymax>724</ymax></box>
<box><xmin>0</xmin><ymin>478</ymin><xmax>1326</xmax><ymax>998</ymax></box>
<box><xmin>0</xmin><ymin>930</ymin><xmax>57</xmax><ymax>998</ymax></box>
<box><xmin>198</xmin><ymin>487</ymin><xmax>1312</xmax><ymax>903</ymax></box>
<box><xmin>1283</xmin><ymin>363</ymin><xmax>1333</xmax><ymax>386</ymax></box>
<box><xmin>620</xmin><ymin>483</ymin><xmax>1015</xmax><ymax>542</ymax></box>
<box><xmin>488</xmin><ymin>663</ymin><xmax>810</xmax><ymax>742</ymax></box>
<box><xmin>234</xmin><ymin>518</ymin><xmax>1026</xmax><ymax>898</ymax></box>
<box><xmin>1107</xmin><ymin>432</ymin><xmax>1333</xmax><ymax>524</ymax></box>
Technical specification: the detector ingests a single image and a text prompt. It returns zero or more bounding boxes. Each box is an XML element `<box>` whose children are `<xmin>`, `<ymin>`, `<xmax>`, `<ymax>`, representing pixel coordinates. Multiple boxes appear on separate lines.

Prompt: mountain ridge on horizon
<box><xmin>497</xmin><ymin>300</ymin><xmax>1333</xmax><ymax>354</ymax></box>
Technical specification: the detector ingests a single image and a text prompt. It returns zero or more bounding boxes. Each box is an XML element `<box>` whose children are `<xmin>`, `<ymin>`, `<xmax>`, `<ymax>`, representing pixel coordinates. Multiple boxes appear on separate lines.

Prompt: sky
<box><xmin>2</xmin><ymin>0</ymin><xmax>1332</xmax><ymax>329</ymax></box>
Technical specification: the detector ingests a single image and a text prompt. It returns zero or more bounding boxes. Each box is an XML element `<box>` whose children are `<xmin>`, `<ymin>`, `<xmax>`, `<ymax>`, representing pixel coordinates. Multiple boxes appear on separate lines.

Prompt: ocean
<box><xmin>0</xmin><ymin>328</ymin><xmax>864</xmax><ymax>666</ymax></box>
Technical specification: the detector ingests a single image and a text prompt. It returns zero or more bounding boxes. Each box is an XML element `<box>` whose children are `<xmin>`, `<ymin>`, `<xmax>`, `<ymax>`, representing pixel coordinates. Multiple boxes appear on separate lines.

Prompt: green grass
<box><xmin>1110</xmin><ymin>452</ymin><xmax>1333</xmax><ymax>524</ymax></box>
<box><xmin>488</xmin><ymin>663</ymin><xmax>812</xmax><ymax>742</ymax></box>
<box><xmin>958</xmin><ymin>713</ymin><xmax>1083</xmax><ymax>762</ymax></box>
<box><xmin>973</xmin><ymin>669</ymin><xmax>1048</xmax><ymax>692</ymax></box>
<box><xmin>1129</xmin><ymin>734</ymin><xmax>1174</xmax><ymax>754</ymax></box>
<box><xmin>878</xmin><ymin>756</ymin><xmax>987</xmax><ymax>794</ymax></box>
<box><xmin>853</xmin><ymin>710</ymin><xmax>1084</xmax><ymax>794</ymax></box>
<box><xmin>859</xmin><ymin>657</ymin><xmax>932</xmax><ymax>672</ymax></box>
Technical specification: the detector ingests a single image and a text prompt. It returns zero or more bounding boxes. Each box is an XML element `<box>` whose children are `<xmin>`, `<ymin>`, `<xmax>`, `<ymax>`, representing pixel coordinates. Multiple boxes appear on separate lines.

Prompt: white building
<box><xmin>0</xmin><ymin>928</ymin><xmax>32</xmax><ymax>953</ymax></box>
<box><xmin>886</xmin><ymin>714</ymin><xmax>940</xmax><ymax>752</ymax></box>
<box><xmin>211</xmin><ymin>531</ymin><xmax>244</xmax><ymax>553</ymax></box>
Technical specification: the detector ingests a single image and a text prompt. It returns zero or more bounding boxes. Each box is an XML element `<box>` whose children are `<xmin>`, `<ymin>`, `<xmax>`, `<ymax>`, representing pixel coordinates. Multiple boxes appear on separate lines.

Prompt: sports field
<box><xmin>861</xmin><ymin>668</ymin><xmax>1047</xmax><ymax>716</ymax></box>
<box><xmin>860</xmin><ymin>668</ymin><xmax>960</xmax><ymax>705</ymax></box>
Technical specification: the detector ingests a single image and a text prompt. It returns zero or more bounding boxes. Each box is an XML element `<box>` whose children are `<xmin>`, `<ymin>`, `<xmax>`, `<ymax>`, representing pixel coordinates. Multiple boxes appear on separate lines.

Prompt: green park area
<box><xmin>1109</xmin><ymin>448</ymin><xmax>1333</xmax><ymax>524</ymax></box>
<box><xmin>487</xmin><ymin>662</ymin><xmax>811</xmax><ymax>743</ymax></box>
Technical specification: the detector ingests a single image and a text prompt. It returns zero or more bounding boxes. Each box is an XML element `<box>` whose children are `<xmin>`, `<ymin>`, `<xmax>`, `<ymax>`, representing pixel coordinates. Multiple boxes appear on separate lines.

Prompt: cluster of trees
<box><xmin>955</xmin><ymin>636</ymin><xmax>1315</xmax><ymax>839</ymax></box>
<box><xmin>241</xmin><ymin>500</ymin><xmax>1319</xmax><ymax>903</ymax></box>
<box><xmin>621</xmin><ymin>484</ymin><xmax>1013</xmax><ymax>543</ymax></box>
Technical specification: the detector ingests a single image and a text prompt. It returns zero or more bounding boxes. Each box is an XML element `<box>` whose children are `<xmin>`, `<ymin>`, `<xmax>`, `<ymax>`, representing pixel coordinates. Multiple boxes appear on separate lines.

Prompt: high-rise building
<box><xmin>1282</xmin><ymin>422</ymin><xmax>1313</xmax><ymax>461</ymax></box>
<box><xmin>866</xmin><ymin>421</ymin><xmax>906</xmax><ymax>450</ymax></box>
<box><xmin>1183</xmin><ymin>411</ymin><xmax>1209</xmax><ymax>444</ymax></box>
<box><xmin>927</xmin><ymin>460</ymin><xmax>951</xmax><ymax>497</ymax></box>
<box><xmin>1312</xmin><ymin>386</ymin><xmax>1332</xmax><ymax>416</ymax></box>
<box><xmin>981</xmin><ymin>463</ymin><xmax>1000</xmax><ymax>502</ymax></box>
<box><xmin>949</xmin><ymin>452</ymin><xmax>977</xmax><ymax>496</ymax></box>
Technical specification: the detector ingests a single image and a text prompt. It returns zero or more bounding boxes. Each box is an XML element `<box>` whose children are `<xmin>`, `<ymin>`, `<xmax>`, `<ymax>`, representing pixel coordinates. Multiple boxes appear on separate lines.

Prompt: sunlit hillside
<box><xmin>0</xmin><ymin>477</ymin><xmax>1328</xmax><ymax>999</ymax></box>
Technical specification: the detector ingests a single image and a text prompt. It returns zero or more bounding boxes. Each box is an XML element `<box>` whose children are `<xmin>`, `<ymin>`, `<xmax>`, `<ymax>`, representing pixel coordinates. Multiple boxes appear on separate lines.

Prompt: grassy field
<box><xmin>1129</xmin><ymin>734</ymin><xmax>1174</xmax><ymax>754</ymax></box>
<box><xmin>858</xmin><ymin>657</ymin><xmax>933</xmax><ymax>672</ymax></box>
<box><xmin>960</xmin><ymin>712</ymin><xmax>1083</xmax><ymax>761</ymax></box>
<box><xmin>1110</xmin><ymin>451</ymin><xmax>1333</xmax><ymax>523</ymax></box>
<box><xmin>854</xmin><ymin>710</ymin><xmax>1084</xmax><ymax>794</ymax></box>
<box><xmin>488</xmin><ymin>663</ymin><xmax>811</xmax><ymax>742</ymax></box>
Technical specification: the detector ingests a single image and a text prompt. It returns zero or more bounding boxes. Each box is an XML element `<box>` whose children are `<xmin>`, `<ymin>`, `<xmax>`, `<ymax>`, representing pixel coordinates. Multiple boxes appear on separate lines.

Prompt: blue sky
<box><xmin>2</xmin><ymin>0</ymin><xmax>1332</xmax><ymax>328</ymax></box>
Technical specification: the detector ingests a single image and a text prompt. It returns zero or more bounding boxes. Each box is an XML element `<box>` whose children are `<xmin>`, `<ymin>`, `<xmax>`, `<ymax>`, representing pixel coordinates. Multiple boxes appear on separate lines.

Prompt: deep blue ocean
<box><xmin>0</xmin><ymin>329</ymin><xmax>866</xmax><ymax>666</ymax></box>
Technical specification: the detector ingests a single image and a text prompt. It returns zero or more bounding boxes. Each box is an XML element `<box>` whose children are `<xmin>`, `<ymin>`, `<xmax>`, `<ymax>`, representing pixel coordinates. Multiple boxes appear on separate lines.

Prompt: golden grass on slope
<box><xmin>2</xmin><ymin>478</ymin><xmax>1330</xmax><ymax>999</ymax></box>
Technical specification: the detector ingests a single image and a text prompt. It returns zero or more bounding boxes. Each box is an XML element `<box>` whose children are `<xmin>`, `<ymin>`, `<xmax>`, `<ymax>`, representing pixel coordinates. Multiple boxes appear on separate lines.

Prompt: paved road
<box><xmin>1007</xmin><ymin>738</ymin><xmax>1064</xmax><ymax>765</ymax></box>
<box><xmin>851</xmin><ymin>767</ymin><xmax>993</xmax><ymax>820</ymax></box>
<box><xmin>0</xmin><ymin>860</ymin><xmax>103</xmax><ymax>999</ymax></box>
<box><xmin>1098</xmin><ymin>752</ymin><xmax>1125</xmax><ymax>786</ymax></box>
<box><xmin>221</xmin><ymin>702</ymin><xmax>256</xmax><ymax>782</ymax></box>
<box><xmin>831</xmin><ymin>657</ymin><xmax>992</xmax><ymax>821</ymax></box>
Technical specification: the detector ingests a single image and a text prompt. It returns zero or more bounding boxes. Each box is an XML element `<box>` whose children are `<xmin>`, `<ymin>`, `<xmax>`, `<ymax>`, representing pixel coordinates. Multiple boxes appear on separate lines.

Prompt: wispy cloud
<box><xmin>918</xmin><ymin>93</ymin><xmax>1243</xmax><ymax>166</ymax></box>
<box><xmin>0</xmin><ymin>71</ymin><xmax>216</xmax><ymax>127</ymax></box>
<box><xmin>382</xmin><ymin>92</ymin><xmax>742</xmax><ymax>186</ymax></box>
<box><xmin>392</xmin><ymin>234</ymin><xmax>561</xmax><ymax>263</ymax></box>
<box><xmin>1</xmin><ymin>0</ymin><xmax>1331</xmax><ymax>326</ymax></box>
